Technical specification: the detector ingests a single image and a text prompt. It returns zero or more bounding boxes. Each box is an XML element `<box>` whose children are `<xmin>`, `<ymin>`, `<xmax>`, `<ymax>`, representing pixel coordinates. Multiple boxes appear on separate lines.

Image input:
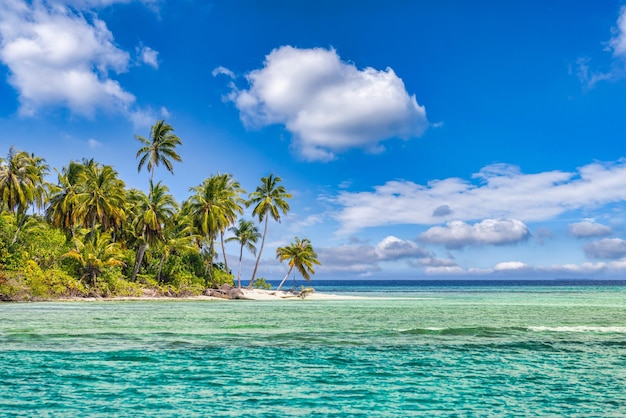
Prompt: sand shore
<box><xmin>53</xmin><ymin>288</ymin><xmax>361</xmax><ymax>302</ymax></box>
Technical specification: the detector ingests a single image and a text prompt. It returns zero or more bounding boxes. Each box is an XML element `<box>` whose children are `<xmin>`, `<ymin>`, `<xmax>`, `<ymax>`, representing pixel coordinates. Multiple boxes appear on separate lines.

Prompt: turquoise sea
<box><xmin>2</xmin><ymin>280</ymin><xmax>626</xmax><ymax>416</ymax></box>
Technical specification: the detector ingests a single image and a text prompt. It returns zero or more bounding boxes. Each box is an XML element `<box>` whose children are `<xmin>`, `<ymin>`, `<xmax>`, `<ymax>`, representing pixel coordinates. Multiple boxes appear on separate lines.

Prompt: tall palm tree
<box><xmin>246</xmin><ymin>174</ymin><xmax>292</xmax><ymax>289</ymax></box>
<box><xmin>46</xmin><ymin>161</ymin><xmax>84</xmax><ymax>238</ymax></box>
<box><xmin>0</xmin><ymin>146</ymin><xmax>49</xmax><ymax>215</ymax></box>
<box><xmin>275</xmin><ymin>237</ymin><xmax>320</xmax><ymax>291</ymax></box>
<box><xmin>0</xmin><ymin>147</ymin><xmax>49</xmax><ymax>244</ymax></box>
<box><xmin>186</xmin><ymin>173</ymin><xmax>245</xmax><ymax>282</ymax></box>
<box><xmin>136</xmin><ymin>120</ymin><xmax>183</xmax><ymax>183</ymax></box>
<box><xmin>214</xmin><ymin>173</ymin><xmax>245</xmax><ymax>273</ymax></box>
<box><xmin>129</xmin><ymin>181</ymin><xmax>178</xmax><ymax>282</ymax></box>
<box><xmin>226</xmin><ymin>219</ymin><xmax>261</xmax><ymax>289</ymax></box>
<box><xmin>75</xmin><ymin>162</ymin><xmax>126</xmax><ymax>236</ymax></box>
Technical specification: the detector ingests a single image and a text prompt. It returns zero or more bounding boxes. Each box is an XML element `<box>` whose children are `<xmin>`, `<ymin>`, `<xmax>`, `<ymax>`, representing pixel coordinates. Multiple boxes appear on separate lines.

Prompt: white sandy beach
<box><xmin>54</xmin><ymin>288</ymin><xmax>362</xmax><ymax>302</ymax></box>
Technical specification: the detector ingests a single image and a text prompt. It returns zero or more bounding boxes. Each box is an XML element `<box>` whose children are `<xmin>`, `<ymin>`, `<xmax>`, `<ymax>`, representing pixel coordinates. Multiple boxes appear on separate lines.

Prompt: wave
<box><xmin>399</xmin><ymin>325</ymin><xmax>626</xmax><ymax>336</ymax></box>
<box><xmin>528</xmin><ymin>326</ymin><xmax>626</xmax><ymax>333</ymax></box>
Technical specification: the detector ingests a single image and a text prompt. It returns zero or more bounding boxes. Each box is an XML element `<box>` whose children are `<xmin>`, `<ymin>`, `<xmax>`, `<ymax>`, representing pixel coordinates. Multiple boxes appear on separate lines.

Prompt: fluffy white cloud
<box><xmin>374</xmin><ymin>236</ymin><xmax>432</xmax><ymax>261</ymax></box>
<box><xmin>229</xmin><ymin>46</ymin><xmax>428</xmax><ymax>161</ymax></box>
<box><xmin>584</xmin><ymin>238</ymin><xmax>626</xmax><ymax>259</ymax></box>
<box><xmin>569</xmin><ymin>220</ymin><xmax>612</xmax><ymax>238</ymax></box>
<box><xmin>317</xmin><ymin>236</ymin><xmax>436</xmax><ymax>275</ymax></box>
<box><xmin>335</xmin><ymin>160</ymin><xmax>626</xmax><ymax>233</ymax></box>
<box><xmin>138</xmin><ymin>44</ymin><xmax>158</xmax><ymax>69</ymax></box>
<box><xmin>0</xmin><ymin>0</ymin><xmax>138</xmax><ymax>117</ymax></box>
<box><xmin>419</xmin><ymin>219</ymin><xmax>530</xmax><ymax>249</ymax></box>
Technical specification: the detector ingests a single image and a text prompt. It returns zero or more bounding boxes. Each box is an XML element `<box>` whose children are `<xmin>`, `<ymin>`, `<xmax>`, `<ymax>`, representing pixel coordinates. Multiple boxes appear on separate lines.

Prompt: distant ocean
<box><xmin>2</xmin><ymin>279</ymin><xmax>626</xmax><ymax>416</ymax></box>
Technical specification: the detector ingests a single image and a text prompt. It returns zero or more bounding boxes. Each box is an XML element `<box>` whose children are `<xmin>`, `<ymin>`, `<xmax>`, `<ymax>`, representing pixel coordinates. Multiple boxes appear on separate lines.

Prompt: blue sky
<box><xmin>3</xmin><ymin>0</ymin><xmax>626</xmax><ymax>280</ymax></box>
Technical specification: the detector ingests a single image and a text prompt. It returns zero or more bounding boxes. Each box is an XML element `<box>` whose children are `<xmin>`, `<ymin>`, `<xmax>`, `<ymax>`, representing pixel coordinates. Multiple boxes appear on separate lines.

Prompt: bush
<box><xmin>253</xmin><ymin>277</ymin><xmax>271</xmax><ymax>290</ymax></box>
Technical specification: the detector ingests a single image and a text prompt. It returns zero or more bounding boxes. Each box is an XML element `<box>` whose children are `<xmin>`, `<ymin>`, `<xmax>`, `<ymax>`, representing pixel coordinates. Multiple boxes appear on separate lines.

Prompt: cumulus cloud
<box><xmin>228</xmin><ymin>46</ymin><xmax>428</xmax><ymax>161</ymax></box>
<box><xmin>569</xmin><ymin>220</ymin><xmax>612</xmax><ymax>238</ymax></box>
<box><xmin>0</xmin><ymin>0</ymin><xmax>143</xmax><ymax>117</ymax></box>
<box><xmin>335</xmin><ymin>159</ymin><xmax>626</xmax><ymax>233</ymax></box>
<box><xmin>584</xmin><ymin>238</ymin><xmax>626</xmax><ymax>259</ymax></box>
<box><xmin>137</xmin><ymin>44</ymin><xmax>158</xmax><ymax>68</ymax></box>
<box><xmin>317</xmin><ymin>236</ymin><xmax>435</xmax><ymax>275</ymax></box>
<box><xmin>374</xmin><ymin>236</ymin><xmax>432</xmax><ymax>261</ymax></box>
<box><xmin>419</xmin><ymin>219</ymin><xmax>530</xmax><ymax>249</ymax></box>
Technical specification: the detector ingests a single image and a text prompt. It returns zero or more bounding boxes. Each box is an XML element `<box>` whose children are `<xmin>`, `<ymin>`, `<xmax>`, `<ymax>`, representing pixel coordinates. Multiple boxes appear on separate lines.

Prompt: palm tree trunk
<box><xmin>10</xmin><ymin>212</ymin><xmax>27</xmax><ymax>245</ymax></box>
<box><xmin>248</xmin><ymin>215</ymin><xmax>268</xmax><ymax>289</ymax></box>
<box><xmin>131</xmin><ymin>243</ymin><xmax>147</xmax><ymax>282</ymax></box>
<box><xmin>276</xmin><ymin>266</ymin><xmax>294</xmax><ymax>291</ymax></box>
<box><xmin>237</xmin><ymin>245</ymin><xmax>243</xmax><ymax>289</ymax></box>
<box><xmin>220</xmin><ymin>231</ymin><xmax>229</xmax><ymax>273</ymax></box>
<box><xmin>157</xmin><ymin>252</ymin><xmax>166</xmax><ymax>282</ymax></box>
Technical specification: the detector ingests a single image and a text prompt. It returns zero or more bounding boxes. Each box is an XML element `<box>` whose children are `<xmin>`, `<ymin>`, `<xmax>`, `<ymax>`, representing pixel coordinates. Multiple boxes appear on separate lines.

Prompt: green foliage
<box><xmin>253</xmin><ymin>277</ymin><xmax>271</xmax><ymax>290</ymax></box>
<box><xmin>96</xmin><ymin>268</ymin><xmax>143</xmax><ymax>297</ymax></box>
<box><xmin>0</xmin><ymin>146</ymin><xmax>302</xmax><ymax>300</ymax></box>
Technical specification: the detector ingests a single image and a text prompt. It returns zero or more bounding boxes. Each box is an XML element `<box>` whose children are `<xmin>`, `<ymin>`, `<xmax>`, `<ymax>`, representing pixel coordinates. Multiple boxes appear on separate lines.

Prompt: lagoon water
<box><xmin>2</xmin><ymin>280</ymin><xmax>626</xmax><ymax>416</ymax></box>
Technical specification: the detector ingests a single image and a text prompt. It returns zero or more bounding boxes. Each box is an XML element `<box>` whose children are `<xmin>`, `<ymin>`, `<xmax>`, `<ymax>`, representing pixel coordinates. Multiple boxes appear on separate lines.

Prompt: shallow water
<box><xmin>2</xmin><ymin>285</ymin><xmax>626</xmax><ymax>416</ymax></box>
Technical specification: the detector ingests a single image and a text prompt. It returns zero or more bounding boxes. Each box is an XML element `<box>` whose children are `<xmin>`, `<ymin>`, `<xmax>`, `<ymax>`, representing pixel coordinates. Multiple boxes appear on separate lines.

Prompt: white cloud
<box><xmin>584</xmin><ymin>238</ymin><xmax>626</xmax><ymax>259</ymax></box>
<box><xmin>229</xmin><ymin>46</ymin><xmax>428</xmax><ymax>161</ymax></box>
<box><xmin>609</xmin><ymin>6</ymin><xmax>626</xmax><ymax>58</ymax></box>
<box><xmin>0</xmin><ymin>0</ymin><xmax>141</xmax><ymax>117</ymax></box>
<box><xmin>419</xmin><ymin>219</ymin><xmax>530</xmax><ymax>249</ymax></box>
<box><xmin>138</xmin><ymin>44</ymin><xmax>158</xmax><ymax>68</ymax></box>
<box><xmin>317</xmin><ymin>236</ymin><xmax>434</xmax><ymax>275</ymax></box>
<box><xmin>87</xmin><ymin>138</ymin><xmax>101</xmax><ymax>148</ymax></box>
<box><xmin>374</xmin><ymin>236</ymin><xmax>432</xmax><ymax>261</ymax></box>
<box><xmin>212</xmin><ymin>66</ymin><xmax>235</xmax><ymax>79</ymax></box>
<box><xmin>335</xmin><ymin>159</ymin><xmax>626</xmax><ymax>233</ymax></box>
<box><xmin>493</xmin><ymin>261</ymin><xmax>531</xmax><ymax>272</ymax></box>
<box><xmin>569</xmin><ymin>220</ymin><xmax>612</xmax><ymax>238</ymax></box>
<box><xmin>576</xmin><ymin>7</ymin><xmax>626</xmax><ymax>87</ymax></box>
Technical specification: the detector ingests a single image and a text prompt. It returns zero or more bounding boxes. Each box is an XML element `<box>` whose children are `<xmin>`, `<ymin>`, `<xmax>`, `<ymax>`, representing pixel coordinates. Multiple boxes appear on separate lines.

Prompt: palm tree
<box><xmin>0</xmin><ymin>147</ymin><xmax>50</xmax><ymax>244</ymax></box>
<box><xmin>129</xmin><ymin>181</ymin><xmax>178</xmax><ymax>282</ymax></box>
<box><xmin>226</xmin><ymin>219</ymin><xmax>261</xmax><ymax>288</ymax></box>
<box><xmin>75</xmin><ymin>162</ymin><xmax>126</xmax><ymax>236</ymax></box>
<box><xmin>155</xmin><ymin>212</ymin><xmax>199</xmax><ymax>282</ymax></box>
<box><xmin>0</xmin><ymin>146</ymin><xmax>49</xmax><ymax>215</ymax></box>
<box><xmin>136</xmin><ymin>120</ymin><xmax>183</xmax><ymax>183</ymax></box>
<box><xmin>46</xmin><ymin>161</ymin><xmax>84</xmax><ymax>238</ymax></box>
<box><xmin>63</xmin><ymin>229</ymin><xmax>125</xmax><ymax>288</ymax></box>
<box><xmin>186</xmin><ymin>173</ymin><xmax>245</xmax><ymax>282</ymax></box>
<box><xmin>275</xmin><ymin>237</ymin><xmax>320</xmax><ymax>291</ymax></box>
<box><xmin>246</xmin><ymin>174</ymin><xmax>292</xmax><ymax>289</ymax></box>
<box><xmin>214</xmin><ymin>173</ymin><xmax>245</xmax><ymax>273</ymax></box>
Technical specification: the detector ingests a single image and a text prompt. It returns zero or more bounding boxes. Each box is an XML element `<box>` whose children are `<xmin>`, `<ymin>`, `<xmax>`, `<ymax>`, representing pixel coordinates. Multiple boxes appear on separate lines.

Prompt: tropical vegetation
<box><xmin>0</xmin><ymin>121</ymin><xmax>320</xmax><ymax>301</ymax></box>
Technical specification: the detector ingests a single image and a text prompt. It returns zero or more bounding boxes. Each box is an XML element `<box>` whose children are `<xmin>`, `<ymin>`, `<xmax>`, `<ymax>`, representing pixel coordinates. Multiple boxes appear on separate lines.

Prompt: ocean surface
<box><xmin>2</xmin><ymin>279</ymin><xmax>626</xmax><ymax>416</ymax></box>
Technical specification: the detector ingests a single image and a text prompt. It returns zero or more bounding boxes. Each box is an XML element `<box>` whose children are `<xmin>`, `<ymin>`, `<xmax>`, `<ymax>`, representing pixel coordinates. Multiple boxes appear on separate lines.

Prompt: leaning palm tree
<box><xmin>246</xmin><ymin>174</ymin><xmax>292</xmax><ymax>289</ymax></box>
<box><xmin>275</xmin><ymin>237</ymin><xmax>320</xmax><ymax>291</ymax></box>
<box><xmin>226</xmin><ymin>219</ymin><xmax>261</xmax><ymax>288</ymax></box>
<box><xmin>136</xmin><ymin>120</ymin><xmax>183</xmax><ymax>183</ymax></box>
<box><xmin>129</xmin><ymin>181</ymin><xmax>178</xmax><ymax>282</ymax></box>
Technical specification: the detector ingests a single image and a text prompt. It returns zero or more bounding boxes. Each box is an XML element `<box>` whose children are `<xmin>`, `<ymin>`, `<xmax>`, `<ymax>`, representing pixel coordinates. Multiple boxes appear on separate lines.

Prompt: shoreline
<box><xmin>23</xmin><ymin>288</ymin><xmax>365</xmax><ymax>303</ymax></box>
